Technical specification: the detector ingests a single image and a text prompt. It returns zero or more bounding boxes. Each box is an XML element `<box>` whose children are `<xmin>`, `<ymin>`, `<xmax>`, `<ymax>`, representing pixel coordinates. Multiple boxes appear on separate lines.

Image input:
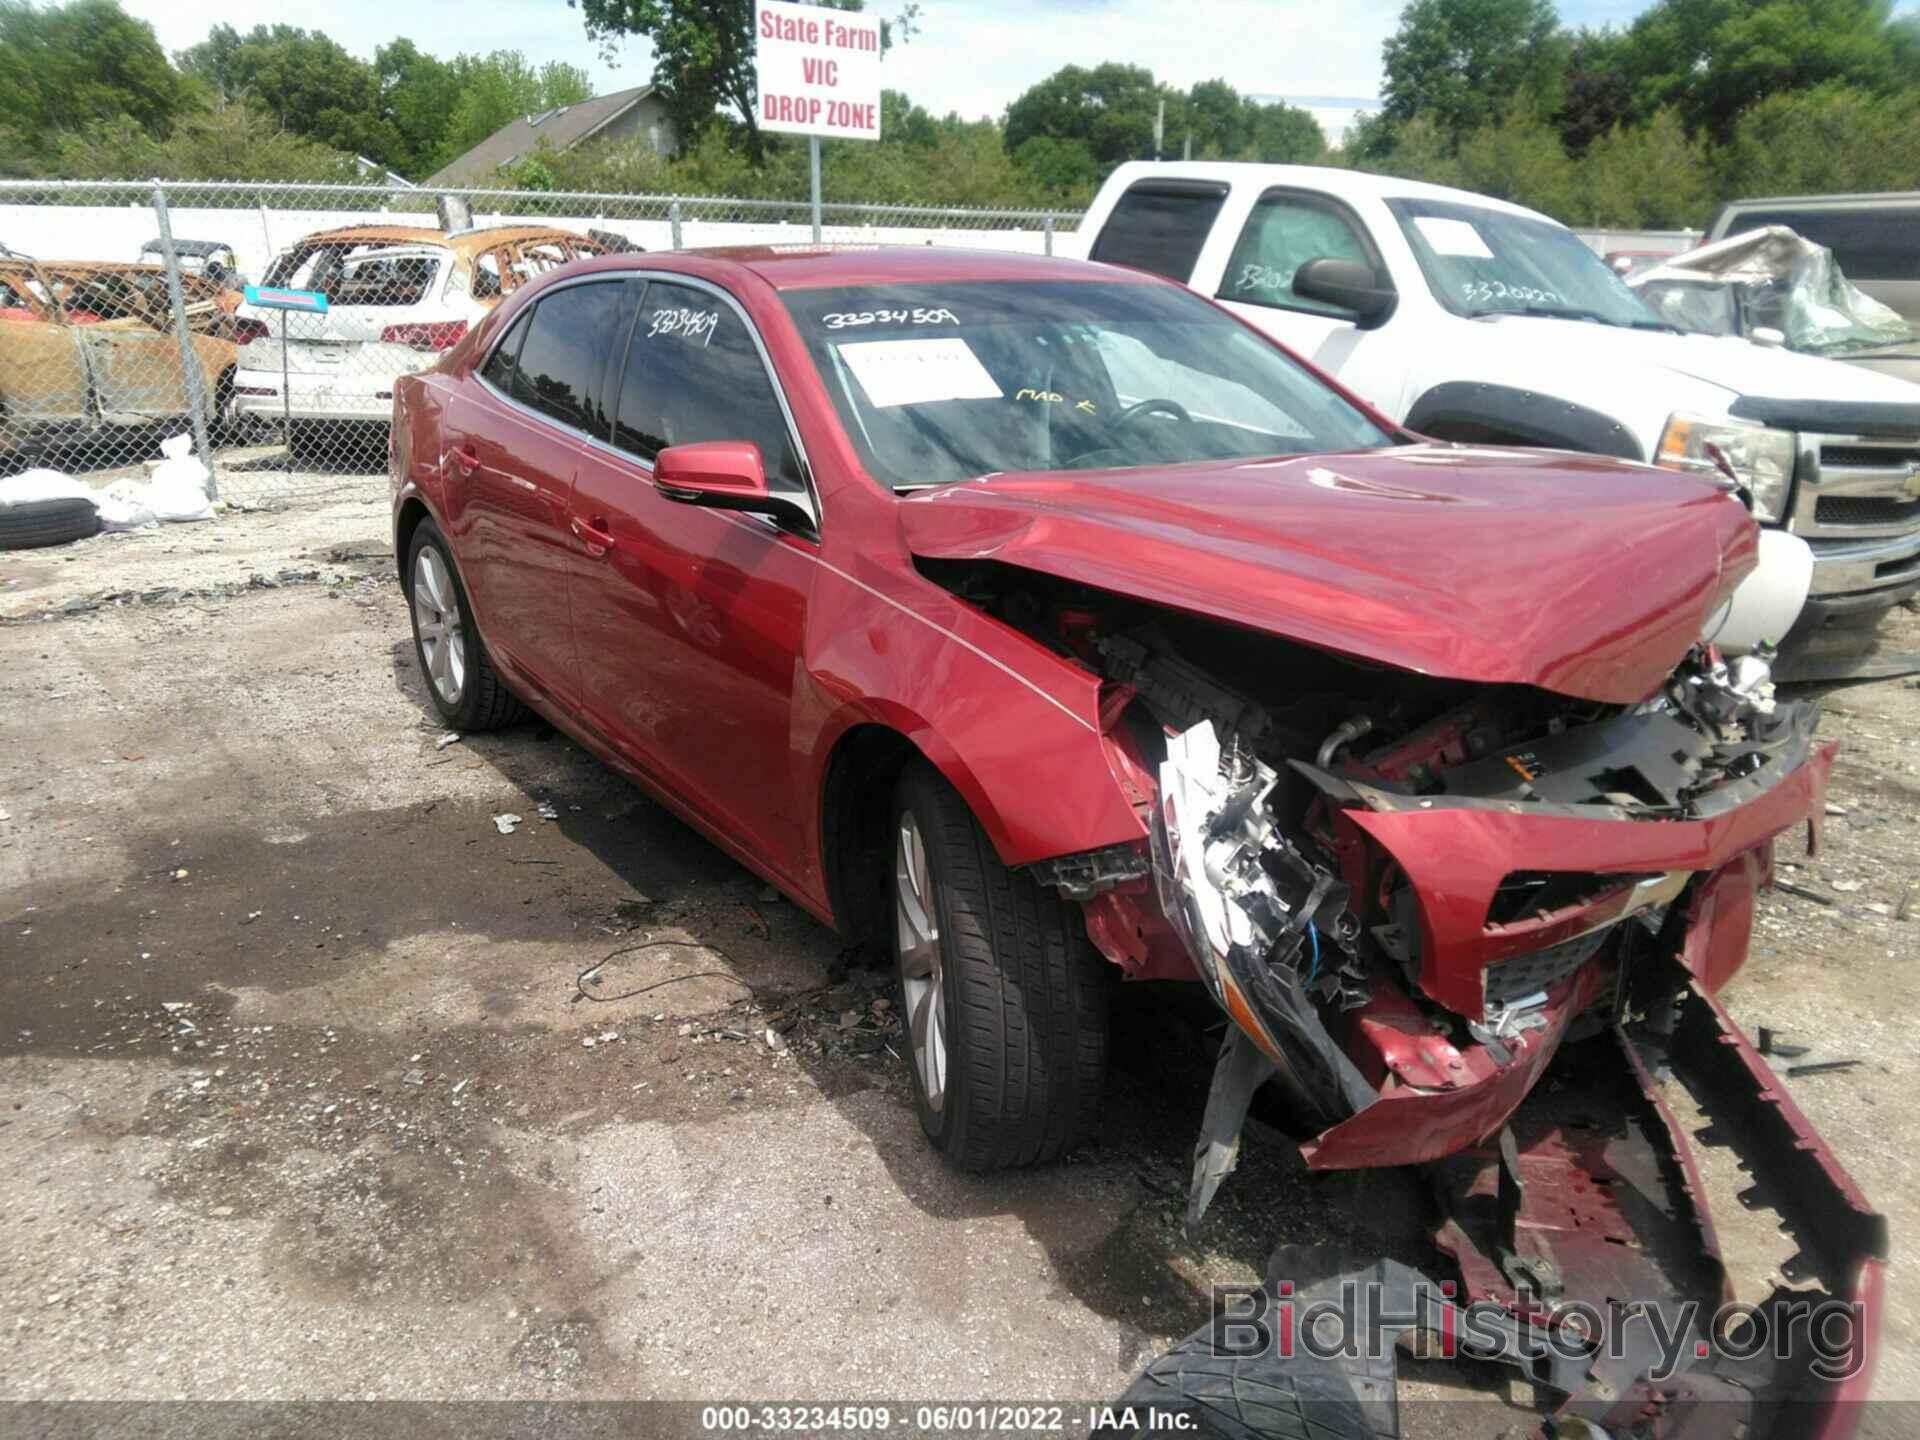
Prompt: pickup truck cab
<box><xmin>1078</xmin><ymin>163</ymin><xmax>1920</xmax><ymax>662</ymax></box>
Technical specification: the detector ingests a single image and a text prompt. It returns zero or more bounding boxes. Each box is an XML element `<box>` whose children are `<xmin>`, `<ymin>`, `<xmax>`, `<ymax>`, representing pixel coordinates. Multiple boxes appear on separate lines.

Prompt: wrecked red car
<box><xmin>390</xmin><ymin>247</ymin><xmax>1882</xmax><ymax>1437</ymax></box>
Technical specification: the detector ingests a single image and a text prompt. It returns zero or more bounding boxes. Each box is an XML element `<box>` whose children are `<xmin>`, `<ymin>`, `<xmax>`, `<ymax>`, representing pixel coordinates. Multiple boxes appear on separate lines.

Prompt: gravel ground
<box><xmin>1</xmin><ymin>494</ymin><xmax>1915</xmax><ymax>1432</ymax></box>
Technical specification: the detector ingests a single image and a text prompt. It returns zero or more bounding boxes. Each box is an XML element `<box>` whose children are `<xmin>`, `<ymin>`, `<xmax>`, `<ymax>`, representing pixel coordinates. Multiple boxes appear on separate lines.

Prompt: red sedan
<box><xmin>392</xmin><ymin>246</ymin><xmax>1879</xmax><ymax>1435</ymax></box>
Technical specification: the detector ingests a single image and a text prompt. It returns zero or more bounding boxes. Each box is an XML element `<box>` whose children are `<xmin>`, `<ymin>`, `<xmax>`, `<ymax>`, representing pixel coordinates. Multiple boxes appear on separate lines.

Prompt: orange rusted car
<box><xmin>0</xmin><ymin>257</ymin><xmax>240</xmax><ymax>457</ymax></box>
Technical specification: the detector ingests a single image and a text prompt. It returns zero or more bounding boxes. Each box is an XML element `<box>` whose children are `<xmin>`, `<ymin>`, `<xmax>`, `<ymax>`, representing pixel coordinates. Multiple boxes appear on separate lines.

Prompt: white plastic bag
<box><xmin>0</xmin><ymin>467</ymin><xmax>98</xmax><ymax>509</ymax></box>
<box><xmin>95</xmin><ymin>479</ymin><xmax>160</xmax><ymax>531</ymax></box>
<box><xmin>146</xmin><ymin>433</ymin><xmax>214</xmax><ymax>523</ymax></box>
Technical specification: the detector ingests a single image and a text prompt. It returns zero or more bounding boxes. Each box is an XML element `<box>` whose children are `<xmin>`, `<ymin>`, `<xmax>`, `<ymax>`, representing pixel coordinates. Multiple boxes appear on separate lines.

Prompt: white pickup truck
<box><xmin>1076</xmin><ymin>162</ymin><xmax>1920</xmax><ymax>669</ymax></box>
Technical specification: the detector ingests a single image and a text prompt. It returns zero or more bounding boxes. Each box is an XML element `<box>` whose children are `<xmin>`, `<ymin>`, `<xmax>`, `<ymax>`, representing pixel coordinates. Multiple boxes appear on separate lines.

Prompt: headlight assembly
<box><xmin>1655</xmin><ymin>412</ymin><xmax>1796</xmax><ymax>522</ymax></box>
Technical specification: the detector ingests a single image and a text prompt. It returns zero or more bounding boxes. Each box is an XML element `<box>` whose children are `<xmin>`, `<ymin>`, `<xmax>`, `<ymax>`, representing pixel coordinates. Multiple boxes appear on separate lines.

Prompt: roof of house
<box><xmin>425</xmin><ymin>86</ymin><xmax>661</xmax><ymax>188</ymax></box>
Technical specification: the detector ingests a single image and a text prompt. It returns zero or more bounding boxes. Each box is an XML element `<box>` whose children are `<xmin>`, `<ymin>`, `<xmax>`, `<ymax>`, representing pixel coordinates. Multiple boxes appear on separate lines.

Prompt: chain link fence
<box><xmin>0</xmin><ymin>179</ymin><xmax>1083</xmax><ymax>505</ymax></box>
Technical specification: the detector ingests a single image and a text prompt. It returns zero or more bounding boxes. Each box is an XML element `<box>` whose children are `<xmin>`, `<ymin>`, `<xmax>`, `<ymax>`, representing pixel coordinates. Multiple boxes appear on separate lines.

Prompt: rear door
<box><xmin>445</xmin><ymin>277</ymin><xmax>636</xmax><ymax>711</ymax></box>
<box><xmin>567</xmin><ymin>277</ymin><xmax>819</xmax><ymax>872</ymax></box>
<box><xmin>46</xmin><ymin>268</ymin><xmax>197</xmax><ymax>422</ymax></box>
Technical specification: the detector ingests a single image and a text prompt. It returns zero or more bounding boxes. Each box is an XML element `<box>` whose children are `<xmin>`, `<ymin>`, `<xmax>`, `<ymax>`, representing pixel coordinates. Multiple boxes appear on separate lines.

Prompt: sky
<box><xmin>114</xmin><ymin>0</ymin><xmax>1865</xmax><ymax>131</ymax></box>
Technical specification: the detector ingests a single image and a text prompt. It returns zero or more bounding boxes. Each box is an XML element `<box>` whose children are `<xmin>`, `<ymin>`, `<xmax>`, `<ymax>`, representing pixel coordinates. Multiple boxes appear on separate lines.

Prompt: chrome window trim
<box><xmin>473</xmin><ymin>268</ymin><xmax>822</xmax><ymax>537</ymax></box>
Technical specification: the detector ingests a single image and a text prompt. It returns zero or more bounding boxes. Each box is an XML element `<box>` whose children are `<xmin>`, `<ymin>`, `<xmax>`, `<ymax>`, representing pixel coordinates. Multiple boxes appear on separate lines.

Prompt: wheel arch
<box><xmin>815</xmin><ymin>710</ymin><xmax>1015</xmax><ymax>945</ymax></box>
<box><xmin>1405</xmin><ymin>380</ymin><xmax>1644</xmax><ymax>461</ymax></box>
<box><xmin>393</xmin><ymin>494</ymin><xmax>436</xmax><ymax>588</ymax></box>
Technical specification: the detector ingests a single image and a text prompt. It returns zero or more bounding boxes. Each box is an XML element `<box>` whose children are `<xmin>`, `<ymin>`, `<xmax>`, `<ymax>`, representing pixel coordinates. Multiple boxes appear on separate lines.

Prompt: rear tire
<box><xmin>891</xmin><ymin>760</ymin><xmax>1107</xmax><ymax>1170</ymax></box>
<box><xmin>404</xmin><ymin>518</ymin><xmax>524</xmax><ymax>731</ymax></box>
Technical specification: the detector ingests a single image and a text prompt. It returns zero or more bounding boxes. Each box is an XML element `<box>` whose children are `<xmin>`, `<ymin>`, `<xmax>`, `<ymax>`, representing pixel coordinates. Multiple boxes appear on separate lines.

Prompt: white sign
<box><xmin>755</xmin><ymin>0</ymin><xmax>883</xmax><ymax>141</ymax></box>
<box><xmin>837</xmin><ymin>338</ymin><xmax>1002</xmax><ymax>408</ymax></box>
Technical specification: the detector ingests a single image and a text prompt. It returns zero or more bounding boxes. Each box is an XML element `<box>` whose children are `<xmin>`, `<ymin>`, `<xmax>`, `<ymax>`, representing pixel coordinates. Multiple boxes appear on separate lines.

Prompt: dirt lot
<box><xmin>2</xmin><ymin>491</ymin><xmax>1916</xmax><ymax>1430</ymax></box>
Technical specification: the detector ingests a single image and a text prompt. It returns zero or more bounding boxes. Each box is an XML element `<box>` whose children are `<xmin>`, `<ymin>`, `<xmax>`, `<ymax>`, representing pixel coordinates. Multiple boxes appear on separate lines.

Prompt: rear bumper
<box><xmin>232</xmin><ymin>366</ymin><xmax>399</xmax><ymax>423</ymax></box>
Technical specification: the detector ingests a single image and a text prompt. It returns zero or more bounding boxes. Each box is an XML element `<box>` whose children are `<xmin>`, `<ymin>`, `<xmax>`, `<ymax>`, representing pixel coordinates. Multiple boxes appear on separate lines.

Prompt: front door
<box><xmin>1200</xmin><ymin>189</ymin><xmax>1411</xmax><ymax>418</ymax></box>
<box><xmin>445</xmin><ymin>277</ymin><xmax>632</xmax><ymax>711</ymax></box>
<box><xmin>567</xmin><ymin>278</ymin><xmax>818</xmax><ymax>877</ymax></box>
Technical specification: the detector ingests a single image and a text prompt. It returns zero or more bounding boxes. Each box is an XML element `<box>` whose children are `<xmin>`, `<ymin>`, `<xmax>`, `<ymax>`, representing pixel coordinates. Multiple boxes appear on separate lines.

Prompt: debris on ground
<box><xmin>493</xmin><ymin>813</ymin><xmax>522</xmax><ymax>835</ymax></box>
<box><xmin>435</xmin><ymin>732</ymin><xmax>461</xmax><ymax>750</ymax></box>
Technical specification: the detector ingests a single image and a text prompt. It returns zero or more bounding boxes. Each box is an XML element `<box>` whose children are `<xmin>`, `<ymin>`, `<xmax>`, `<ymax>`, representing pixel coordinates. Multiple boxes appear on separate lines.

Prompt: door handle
<box><xmin>570</xmin><ymin>513</ymin><xmax>616</xmax><ymax>557</ymax></box>
<box><xmin>451</xmin><ymin>444</ymin><xmax>479</xmax><ymax>477</ymax></box>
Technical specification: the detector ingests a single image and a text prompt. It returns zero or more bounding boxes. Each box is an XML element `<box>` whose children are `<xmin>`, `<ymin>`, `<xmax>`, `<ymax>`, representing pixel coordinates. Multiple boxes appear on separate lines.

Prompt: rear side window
<box><xmin>510</xmin><ymin>279</ymin><xmax>632</xmax><ymax>435</ymax></box>
<box><xmin>1728</xmin><ymin>207</ymin><xmax>1920</xmax><ymax>282</ymax></box>
<box><xmin>480</xmin><ymin>309</ymin><xmax>531</xmax><ymax>392</ymax></box>
<box><xmin>1219</xmin><ymin>194</ymin><xmax>1376</xmax><ymax>315</ymax></box>
<box><xmin>611</xmin><ymin>280</ymin><xmax>804</xmax><ymax>494</ymax></box>
<box><xmin>1089</xmin><ymin>181</ymin><xmax>1228</xmax><ymax>282</ymax></box>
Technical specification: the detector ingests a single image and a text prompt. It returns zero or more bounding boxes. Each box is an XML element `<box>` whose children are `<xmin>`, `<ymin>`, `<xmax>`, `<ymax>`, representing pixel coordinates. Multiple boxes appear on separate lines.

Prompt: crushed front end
<box><xmin>1065</xmin><ymin>630</ymin><xmax>1882</xmax><ymax>1435</ymax></box>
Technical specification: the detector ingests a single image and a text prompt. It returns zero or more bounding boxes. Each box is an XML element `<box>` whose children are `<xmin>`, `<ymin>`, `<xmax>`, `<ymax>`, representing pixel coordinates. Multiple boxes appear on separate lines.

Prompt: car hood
<box><xmin>1475</xmin><ymin>314</ymin><xmax>1920</xmax><ymax>405</ymax></box>
<box><xmin>898</xmin><ymin>444</ymin><xmax>1758</xmax><ymax>704</ymax></box>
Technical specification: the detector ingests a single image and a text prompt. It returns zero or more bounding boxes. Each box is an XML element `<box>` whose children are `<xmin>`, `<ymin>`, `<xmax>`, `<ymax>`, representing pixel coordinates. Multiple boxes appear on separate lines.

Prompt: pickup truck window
<box><xmin>1088</xmin><ymin>181</ymin><xmax>1228</xmax><ymax>282</ymax></box>
<box><xmin>1218</xmin><ymin>194</ymin><xmax>1374</xmax><ymax>316</ymax></box>
<box><xmin>783</xmin><ymin>279</ymin><xmax>1392</xmax><ymax>491</ymax></box>
<box><xmin>1727</xmin><ymin>207</ymin><xmax>1920</xmax><ymax>283</ymax></box>
<box><xmin>1388</xmin><ymin>197</ymin><xmax>1663</xmax><ymax>331</ymax></box>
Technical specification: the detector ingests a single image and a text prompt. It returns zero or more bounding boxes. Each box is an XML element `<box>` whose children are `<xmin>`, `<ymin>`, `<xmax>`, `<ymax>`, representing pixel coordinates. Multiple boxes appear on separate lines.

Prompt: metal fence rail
<box><xmin>0</xmin><ymin>179</ymin><xmax>1084</xmax><ymax>504</ymax></box>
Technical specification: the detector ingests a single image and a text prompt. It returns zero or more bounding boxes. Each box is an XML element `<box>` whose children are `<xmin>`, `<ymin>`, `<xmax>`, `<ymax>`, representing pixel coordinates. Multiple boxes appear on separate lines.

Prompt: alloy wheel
<box><xmin>895</xmin><ymin>813</ymin><xmax>948</xmax><ymax>1113</ymax></box>
<box><xmin>412</xmin><ymin>546</ymin><xmax>467</xmax><ymax>706</ymax></box>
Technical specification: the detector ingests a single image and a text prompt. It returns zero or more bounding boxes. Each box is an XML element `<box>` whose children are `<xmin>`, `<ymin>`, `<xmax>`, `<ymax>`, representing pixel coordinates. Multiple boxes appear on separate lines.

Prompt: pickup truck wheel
<box><xmin>405</xmin><ymin>519</ymin><xmax>524</xmax><ymax>731</ymax></box>
<box><xmin>891</xmin><ymin>761</ymin><xmax>1107</xmax><ymax>1169</ymax></box>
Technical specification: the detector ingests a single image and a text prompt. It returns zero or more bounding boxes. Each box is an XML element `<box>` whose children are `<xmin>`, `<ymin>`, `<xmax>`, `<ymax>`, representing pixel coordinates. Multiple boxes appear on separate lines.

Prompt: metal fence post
<box><xmin>1044</xmin><ymin>212</ymin><xmax>1055</xmax><ymax>257</ymax></box>
<box><xmin>669</xmin><ymin>200</ymin><xmax>683</xmax><ymax>251</ymax></box>
<box><xmin>151</xmin><ymin>184</ymin><xmax>218</xmax><ymax>499</ymax></box>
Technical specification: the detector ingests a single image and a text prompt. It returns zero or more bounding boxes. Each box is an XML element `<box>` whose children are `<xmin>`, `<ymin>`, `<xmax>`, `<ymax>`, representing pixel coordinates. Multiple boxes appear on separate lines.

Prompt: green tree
<box><xmin>569</xmin><ymin>0</ymin><xmax>912</xmax><ymax>158</ymax></box>
<box><xmin>43</xmin><ymin>96</ymin><xmax>358</xmax><ymax>181</ymax></box>
<box><xmin>438</xmin><ymin>50</ymin><xmax>594</xmax><ymax>163</ymax></box>
<box><xmin>376</xmin><ymin>39</ymin><xmax>463</xmax><ymax>177</ymax></box>
<box><xmin>1570</xmin><ymin>107</ymin><xmax>1712</xmax><ymax>226</ymax></box>
<box><xmin>1715</xmin><ymin>82</ymin><xmax>1920</xmax><ymax>195</ymax></box>
<box><xmin>1380</xmin><ymin>0</ymin><xmax>1564</xmax><ymax>139</ymax></box>
<box><xmin>1247</xmin><ymin>101</ymin><xmax>1326</xmax><ymax>163</ymax></box>
<box><xmin>1012</xmin><ymin>135</ymin><xmax>1100</xmax><ymax>197</ymax></box>
<box><xmin>1451</xmin><ymin>100</ymin><xmax>1576</xmax><ymax>215</ymax></box>
<box><xmin>1554</xmin><ymin>29</ymin><xmax>1634</xmax><ymax>152</ymax></box>
<box><xmin>1003</xmin><ymin>63</ymin><xmax>1182</xmax><ymax>168</ymax></box>
<box><xmin>0</xmin><ymin>0</ymin><xmax>197</xmax><ymax>143</ymax></box>
<box><xmin>1617</xmin><ymin>0</ymin><xmax>1918</xmax><ymax>140</ymax></box>
<box><xmin>176</xmin><ymin>23</ymin><xmax>396</xmax><ymax>162</ymax></box>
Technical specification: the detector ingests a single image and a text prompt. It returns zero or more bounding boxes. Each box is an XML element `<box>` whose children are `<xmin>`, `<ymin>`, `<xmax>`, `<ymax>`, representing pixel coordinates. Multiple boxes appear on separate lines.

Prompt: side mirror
<box><xmin>654</xmin><ymin>441</ymin><xmax>813</xmax><ymax>530</ymax></box>
<box><xmin>1750</xmin><ymin>326</ymin><xmax>1787</xmax><ymax>349</ymax></box>
<box><xmin>1293</xmin><ymin>257</ymin><xmax>1396</xmax><ymax>330</ymax></box>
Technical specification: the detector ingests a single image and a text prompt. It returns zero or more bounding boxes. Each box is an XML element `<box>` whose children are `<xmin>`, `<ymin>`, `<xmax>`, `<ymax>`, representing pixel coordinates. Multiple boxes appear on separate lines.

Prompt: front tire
<box><xmin>405</xmin><ymin>519</ymin><xmax>524</xmax><ymax>731</ymax></box>
<box><xmin>891</xmin><ymin>761</ymin><xmax>1107</xmax><ymax>1170</ymax></box>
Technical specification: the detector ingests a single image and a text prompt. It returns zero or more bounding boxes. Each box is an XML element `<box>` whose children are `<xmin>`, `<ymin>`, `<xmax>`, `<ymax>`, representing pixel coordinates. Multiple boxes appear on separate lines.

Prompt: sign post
<box><xmin>755</xmin><ymin>0</ymin><xmax>883</xmax><ymax>245</ymax></box>
<box><xmin>242</xmin><ymin>284</ymin><xmax>329</xmax><ymax>466</ymax></box>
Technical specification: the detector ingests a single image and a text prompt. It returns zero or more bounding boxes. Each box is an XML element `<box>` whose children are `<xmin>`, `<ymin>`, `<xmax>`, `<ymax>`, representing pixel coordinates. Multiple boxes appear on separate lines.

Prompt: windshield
<box><xmin>1389</xmin><ymin>198</ymin><xmax>1666</xmax><ymax>329</ymax></box>
<box><xmin>781</xmin><ymin>280</ymin><xmax>1393</xmax><ymax>490</ymax></box>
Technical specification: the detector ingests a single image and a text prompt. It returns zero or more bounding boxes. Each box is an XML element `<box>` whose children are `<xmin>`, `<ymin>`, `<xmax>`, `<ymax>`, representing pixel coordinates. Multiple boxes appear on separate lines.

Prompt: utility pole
<box><xmin>1154</xmin><ymin>97</ymin><xmax>1165</xmax><ymax>160</ymax></box>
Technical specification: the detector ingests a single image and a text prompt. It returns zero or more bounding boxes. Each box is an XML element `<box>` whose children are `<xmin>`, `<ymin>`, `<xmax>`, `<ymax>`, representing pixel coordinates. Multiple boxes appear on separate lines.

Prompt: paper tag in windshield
<box><xmin>1414</xmin><ymin>217</ymin><xmax>1494</xmax><ymax>259</ymax></box>
<box><xmin>838</xmin><ymin>337</ymin><xmax>1003</xmax><ymax>408</ymax></box>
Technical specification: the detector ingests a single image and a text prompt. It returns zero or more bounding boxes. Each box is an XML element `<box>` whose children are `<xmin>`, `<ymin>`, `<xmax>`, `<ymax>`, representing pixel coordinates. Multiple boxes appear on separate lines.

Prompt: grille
<box><xmin>1482</xmin><ymin>926</ymin><xmax>1612</xmax><ymax>1010</ymax></box>
<box><xmin>1819</xmin><ymin>445</ymin><xmax>1920</xmax><ymax>470</ymax></box>
<box><xmin>1814</xmin><ymin>495</ymin><xmax>1920</xmax><ymax>527</ymax></box>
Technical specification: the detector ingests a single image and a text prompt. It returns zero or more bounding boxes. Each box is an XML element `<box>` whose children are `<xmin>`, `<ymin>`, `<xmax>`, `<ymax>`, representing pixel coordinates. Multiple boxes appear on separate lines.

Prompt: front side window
<box><xmin>1219</xmin><ymin>194</ymin><xmax>1376</xmax><ymax>315</ymax></box>
<box><xmin>1389</xmin><ymin>198</ymin><xmax>1665</xmax><ymax>330</ymax></box>
<box><xmin>782</xmin><ymin>279</ymin><xmax>1393</xmax><ymax>492</ymax></box>
<box><xmin>611</xmin><ymin>280</ymin><xmax>804</xmax><ymax>494</ymax></box>
<box><xmin>1089</xmin><ymin>182</ymin><xmax>1228</xmax><ymax>282</ymax></box>
<box><xmin>511</xmin><ymin>280</ymin><xmax>630</xmax><ymax>434</ymax></box>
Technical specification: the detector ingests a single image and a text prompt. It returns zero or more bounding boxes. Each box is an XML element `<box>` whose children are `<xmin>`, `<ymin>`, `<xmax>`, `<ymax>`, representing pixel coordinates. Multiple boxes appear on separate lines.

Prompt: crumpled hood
<box><xmin>899</xmin><ymin>445</ymin><xmax>1759</xmax><ymax>704</ymax></box>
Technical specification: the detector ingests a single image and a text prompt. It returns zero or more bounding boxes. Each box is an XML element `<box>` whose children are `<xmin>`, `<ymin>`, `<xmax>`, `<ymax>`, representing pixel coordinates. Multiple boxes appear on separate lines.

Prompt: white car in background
<box><xmin>230</xmin><ymin>224</ymin><xmax>607</xmax><ymax>444</ymax></box>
